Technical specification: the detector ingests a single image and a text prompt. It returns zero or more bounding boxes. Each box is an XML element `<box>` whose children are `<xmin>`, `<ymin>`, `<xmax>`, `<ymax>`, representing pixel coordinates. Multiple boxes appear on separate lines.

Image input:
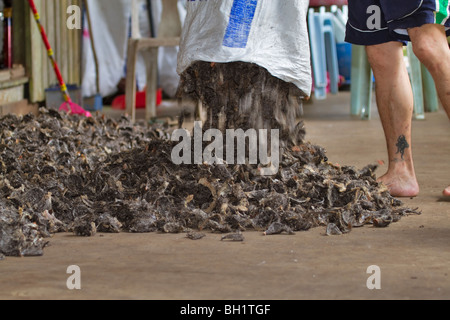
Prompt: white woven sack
<box><xmin>177</xmin><ymin>0</ymin><xmax>312</xmax><ymax>97</ymax></box>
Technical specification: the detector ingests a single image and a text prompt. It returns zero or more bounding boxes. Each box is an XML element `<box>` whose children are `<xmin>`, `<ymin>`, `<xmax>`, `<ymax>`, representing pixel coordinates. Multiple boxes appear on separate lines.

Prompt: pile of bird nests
<box><xmin>0</xmin><ymin>108</ymin><xmax>419</xmax><ymax>258</ymax></box>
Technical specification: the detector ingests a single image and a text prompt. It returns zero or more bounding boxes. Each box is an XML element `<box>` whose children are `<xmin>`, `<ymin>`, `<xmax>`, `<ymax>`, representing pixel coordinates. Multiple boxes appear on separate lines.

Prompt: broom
<box><xmin>28</xmin><ymin>0</ymin><xmax>91</xmax><ymax>117</ymax></box>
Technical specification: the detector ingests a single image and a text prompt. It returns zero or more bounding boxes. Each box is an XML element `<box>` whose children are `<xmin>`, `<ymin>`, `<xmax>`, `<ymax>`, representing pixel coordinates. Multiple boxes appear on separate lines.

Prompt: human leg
<box><xmin>444</xmin><ymin>186</ymin><xmax>450</xmax><ymax>196</ymax></box>
<box><xmin>365</xmin><ymin>41</ymin><xmax>420</xmax><ymax>197</ymax></box>
<box><xmin>408</xmin><ymin>24</ymin><xmax>450</xmax><ymax>196</ymax></box>
<box><xmin>345</xmin><ymin>0</ymin><xmax>420</xmax><ymax>197</ymax></box>
<box><xmin>408</xmin><ymin>24</ymin><xmax>450</xmax><ymax>119</ymax></box>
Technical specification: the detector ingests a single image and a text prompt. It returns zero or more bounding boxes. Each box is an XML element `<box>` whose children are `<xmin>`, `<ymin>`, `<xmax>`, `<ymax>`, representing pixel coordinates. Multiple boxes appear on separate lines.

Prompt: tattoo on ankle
<box><xmin>395</xmin><ymin>135</ymin><xmax>409</xmax><ymax>160</ymax></box>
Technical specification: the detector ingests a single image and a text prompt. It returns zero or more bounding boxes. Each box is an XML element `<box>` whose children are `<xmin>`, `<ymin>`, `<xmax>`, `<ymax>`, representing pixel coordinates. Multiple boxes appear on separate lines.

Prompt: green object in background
<box><xmin>421</xmin><ymin>64</ymin><xmax>439</xmax><ymax>113</ymax></box>
<box><xmin>350</xmin><ymin>43</ymin><xmax>439</xmax><ymax>121</ymax></box>
<box><xmin>350</xmin><ymin>45</ymin><xmax>373</xmax><ymax>120</ymax></box>
<box><xmin>407</xmin><ymin>43</ymin><xmax>439</xmax><ymax>116</ymax></box>
<box><xmin>407</xmin><ymin>43</ymin><xmax>425</xmax><ymax>119</ymax></box>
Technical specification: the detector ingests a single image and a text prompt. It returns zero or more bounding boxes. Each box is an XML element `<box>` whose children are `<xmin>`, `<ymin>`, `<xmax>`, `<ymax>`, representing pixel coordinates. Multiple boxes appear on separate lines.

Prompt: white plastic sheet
<box><xmin>81</xmin><ymin>0</ymin><xmax>130</xmax><ymax>98</ymax></box>
<box><xmin>81</xmin><ymin>0</ymin><xmax>186</xmax><ymax>98</ymax></box>
<box><xmin>177</xmin><ymin>0</ymin><xmax>312</xmax><ymax>97</ymax></box>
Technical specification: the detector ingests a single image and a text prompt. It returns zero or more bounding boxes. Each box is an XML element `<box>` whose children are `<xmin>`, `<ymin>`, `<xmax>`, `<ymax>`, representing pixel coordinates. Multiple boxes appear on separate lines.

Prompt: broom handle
<box><xmin>27</xmin><ymin>0</ymin><xmax>72</xmax><ymax>103</ymax></box>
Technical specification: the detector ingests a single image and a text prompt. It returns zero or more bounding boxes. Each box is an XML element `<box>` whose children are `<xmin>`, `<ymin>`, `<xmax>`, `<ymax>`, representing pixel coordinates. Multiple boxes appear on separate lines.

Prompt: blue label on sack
<box><xmin>223</xmin><ymin>0</ymin><xmax>258</xmax><ymax>49</ymax></box>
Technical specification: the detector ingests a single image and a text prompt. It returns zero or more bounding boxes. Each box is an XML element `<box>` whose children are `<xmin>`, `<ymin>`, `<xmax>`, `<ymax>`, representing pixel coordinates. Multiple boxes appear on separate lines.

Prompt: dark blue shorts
<box><xmin>345</xmin><ymin>0</ymin><xmax>450</xmax><ymax>45</ymax></box>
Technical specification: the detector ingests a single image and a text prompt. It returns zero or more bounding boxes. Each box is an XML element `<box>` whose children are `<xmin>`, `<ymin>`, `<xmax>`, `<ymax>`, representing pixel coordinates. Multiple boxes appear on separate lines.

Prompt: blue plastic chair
<box><xmin>308</xmin><ymin>7</ymin><xmax>340</xmax><ymax>100</ymax></box>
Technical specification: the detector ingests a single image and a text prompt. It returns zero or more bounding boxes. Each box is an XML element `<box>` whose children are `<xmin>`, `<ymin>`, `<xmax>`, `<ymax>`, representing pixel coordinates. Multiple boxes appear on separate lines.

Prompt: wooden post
<box><xmin>131</xmin><ymin>0</ymin><xmax>141</xmax><ymax>39</ymax></box>
<box><xmin>125</xmin><ymin>39</ymin><xmax>139</xmax><ymax>122</ymax></box>
<box><xmin>28</xmin><ymin>0</ymin><xmax>45</xmax><ymax>102</ymax></box>
<box><xmin>145</xmin><ymin>47</ymin><xmax>159</xmax><ymax>122</ymax></box>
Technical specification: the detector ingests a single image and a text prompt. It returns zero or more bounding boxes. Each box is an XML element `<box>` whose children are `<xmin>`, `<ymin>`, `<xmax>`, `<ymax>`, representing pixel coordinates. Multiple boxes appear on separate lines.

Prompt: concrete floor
<box><xmin>1</xmin><ymin>91</ymin><xmax>449</xmax><ymax>300</ymax></box>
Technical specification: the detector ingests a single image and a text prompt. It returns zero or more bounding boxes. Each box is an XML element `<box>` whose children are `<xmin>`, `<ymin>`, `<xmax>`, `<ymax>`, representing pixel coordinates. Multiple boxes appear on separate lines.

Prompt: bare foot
<box><xmin>443</xmin><ymin>186</ymin><xmax>450</xmax><ymax>197</ymax></box>
<box><xmin>377</xmin><ymin>172</ymin><xmax>420</xmax><ymax>198</ymax></box>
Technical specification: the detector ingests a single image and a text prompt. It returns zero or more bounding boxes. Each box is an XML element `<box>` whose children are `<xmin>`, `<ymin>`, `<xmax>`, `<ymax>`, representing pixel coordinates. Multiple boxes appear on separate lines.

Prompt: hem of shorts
<box><xmin>345</xmin><ymin>26</ymin><xmax>404</xmax><ymax>46</ymax></box>
<box><xmin>391</xmin><ymin>28</ymin><xmax>450</xmax><ymax>41</ymax></box>
<box><xmin>389</xmin><ymin>11</ymin><xmax>450</xmax><ymax>40</ymax></box>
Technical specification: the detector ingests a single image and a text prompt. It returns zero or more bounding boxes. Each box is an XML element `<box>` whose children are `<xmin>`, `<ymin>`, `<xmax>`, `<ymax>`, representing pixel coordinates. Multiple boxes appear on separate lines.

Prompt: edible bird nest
<box><xmin>0</xmin><ymin>106</ymin><xmax>420</xmax><ymax>258</ymax></box>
